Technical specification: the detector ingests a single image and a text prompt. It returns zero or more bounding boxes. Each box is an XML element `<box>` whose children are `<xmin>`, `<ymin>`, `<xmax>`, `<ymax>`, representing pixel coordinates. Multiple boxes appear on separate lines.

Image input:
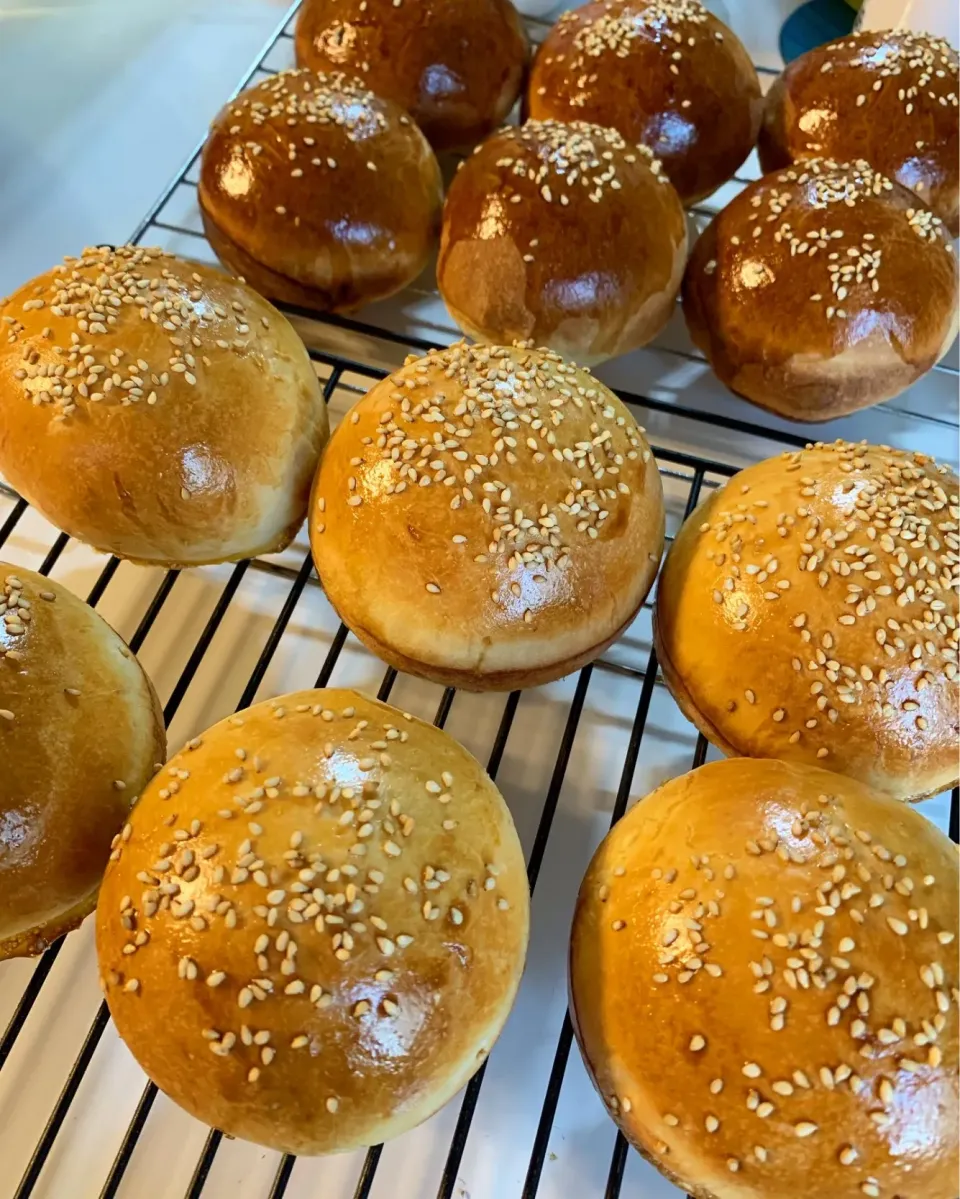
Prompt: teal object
<box><xmin>779</xmin><ymin>0</ymin><xmax>857</xmax><ymax>62</ymax></box>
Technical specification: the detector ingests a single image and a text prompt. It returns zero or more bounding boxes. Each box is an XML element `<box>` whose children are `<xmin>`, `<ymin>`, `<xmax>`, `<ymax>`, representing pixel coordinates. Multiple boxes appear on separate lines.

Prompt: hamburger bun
<box><xmin>682</xmin><ymin>158</ymin><xmax>959</xmax><ymax>421</ymax></box>
<box><xmin>437</xmin><ymin>119</ymin><xmax>687</xmax><ymax>364</ymax></box>
<box><xmin>309</xmin><ymin>341</ymin><xmax>665</xmax><ymax>690</ymax></box>
<box><xmin>96</xmin><ymin>689</ymin><xmax>529</xmax><ymax>1154</ymax></box>
<box><xmin>654</xmin><ymin>440</ymin><xmax>959</xmax><ymax>802</ymax></box>
<box><xmin>526</xmin><ymin>0</ymin><xmax>762</xmax><ymax>206</ymax></box>
<box><xmin>0</xmin><ymin>247</ymin><xmax>329</xmax><ymax>566</ymax></box>
<box><xmin>1</xmin><ymin>564</ymin><xmax>165</xmax><ymax>960</ymax></box>
<box><xmin>199</xmin><ymin>69</ymin><xmax>443</xmax><ymax>313</ymax></box>
<box><xmin>570</xmin><ymin>757</ymin><xmax>959</xmax><ymax>1199</ymax></box>
<box><xmin>759</xmin><ymin>30</ymin><xmax>960</xmax><ymax>237</ymax></box>
<box><xmin>294</xmin><ymin>0</ymin><xmax>528</xmax><ymax>153</ymax></box>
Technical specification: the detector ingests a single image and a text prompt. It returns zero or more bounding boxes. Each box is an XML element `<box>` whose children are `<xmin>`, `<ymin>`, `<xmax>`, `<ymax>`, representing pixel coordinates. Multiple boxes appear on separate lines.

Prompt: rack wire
<box><xmin>0</xmin><ymin>4</ymin><xmax>957</xmax><ymax>1199</ymax></box>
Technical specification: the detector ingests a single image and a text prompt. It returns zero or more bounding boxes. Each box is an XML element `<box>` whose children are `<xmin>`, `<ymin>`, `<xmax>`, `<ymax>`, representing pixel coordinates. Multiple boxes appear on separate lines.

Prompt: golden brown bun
<box><xmin>96</xmin><ymin>689</ymin><xmax>529</xmax><ymax>1155</ymax></box>
<box><xmin>654</xmin><ymin>441</ymin><xmax>959</xmax><ymax>803</ymax></box>
<box><xmin>759</xmin><ymin>31</ymin><xmax>960</xmax><ymax>237</ymax></box>
<box><xmin>199</xmin><ymin>69</ymin><xmax>442</xmax><ymax>314</ymax></box>
<box><xmin>1</xmin><ymin>565</ymin><xmax>165</xmax><ymax>960</ymax></box>
<box><xmin>294</xmin><ymin>0</ymin><xmax>528</xmax><ymax>153</ymax></box>
<box><xmin>0</xmin><ymin>247</ymin><xmax>329</xmax><ymax>566</ymax></box>
<box><xmin>437</xmin><ymin>121</ymin><xmax>687</xmax><ymax>364</ymax></box>
<box><xmin>525</xmin><ymin>0</ymin><xmax>762</xmax><ymax>207</ymax></box>
<box><xmin>570</xmin><ymin>757</ymin><xmax>960</xmax><ymax>1199</ymax></box>
<box><xmin>309</xmin><ymin>342</ymin><xmax>664</xmax><ymax>690</ymax></box>
<box><xmin>682</xmin><ymin>159</ymin><xmax>959</xmax><ymax>421</ymax></box>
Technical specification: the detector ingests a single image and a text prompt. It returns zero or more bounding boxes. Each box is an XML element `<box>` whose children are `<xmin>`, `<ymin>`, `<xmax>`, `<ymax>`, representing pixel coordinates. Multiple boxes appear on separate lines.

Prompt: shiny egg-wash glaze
<box><xmin>570</xmin><ymin>758</ymin><xmax>960</xmax><ymax>1199</ymax></box>
<box><xmin>0</xmin><ymin>247</ymin><xmax>329</xmax><ymax>566</ymax></box>
<box><xmin>438</xmin><ymin>120</ymin><xmax>687</xmax><ymax>364</ymax></box>
<box><xmin>1</xmin><ymin>565</ymin><xmax>165</xmax><ymax>960</ymax></box>
<box><xmin>199</xmin><ymin>69</ymin><xmax>442</xmax><ymax>314</ymax></box>
<box><xmin>655</xmin><ymin>442</ymin><xmax>960</xmax><ymax>803</ymax></box>
<box><xmin>526</xmin><ymin>0</ymin><xmax>762</xmax><ymax>207</ymax></box>
<box><xmin>682</xmin><ymin>159</ymin><xmax>959</xmax><ymax>421</ymax></box>
<box><xmin>309</xmin><ymin>342</ymin><xmax>665</xmax><ymax>691</ymax></box>
<box><xmin>294</xmin><ymin>0</ymin><xmax>528</xmax><ymax>153</ymax></box>
<box><xmin>759</xmin><ymin>31</ymin><xmax>960</xmax><ymax>237</ymax></box>
<box><xmin>97</xmin><ymin>690</ymin><xmax>529</xmax><ymax>1155</ymax></box>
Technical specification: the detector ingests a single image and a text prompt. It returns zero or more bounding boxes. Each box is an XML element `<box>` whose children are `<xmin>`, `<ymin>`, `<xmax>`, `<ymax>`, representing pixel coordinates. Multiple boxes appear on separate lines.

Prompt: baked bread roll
<box><xmin>199</xmin><ymin>69</ymin><xmax>442</xmax><ymax>313</ymax></box>
<box><xmin>654</xmin><ymin>441</ymin><xmax>959</xmax><ymax>802</ymax></box>
<box><xmin>309</xmin><ymin>342</ymin><xmax>664</xmax><ymax>690</ymax></box>
<box><xmin>526</xmin><ymin>0</ymin><xmax>762</xmax><ymax>206</ymax></box>
<box><xmin>0</xmin><ymin>247</ymin><xmax>329</xmax><ymax>565</ymax></box>
<box><xmin>759</xmin><ymin>30</ymin><xmax>960</xmax><ymax>237</ymax></box>
<box><xmin>437</xmin><ymin>120</ymin><xmax>686</xmax><ymax>364</ymax></box>
<box><xmin>96</xmin><ymin>689</ymin><xmax>529</xmax><ymax>1155</ymax></box>
<box><xmin>570</xmin><ymin>757</ymin><xmax>959</xmax><ymax>1199</ymax></box>
<box><xmin>294</xmin><ymin>0</ymin><xmax>528</xmax><ymax>152</ymax></box>
<box><xmin>682</xmin><ymin>158</ymin><xmax>959</xmax><ymax>421</ymax></box>
<box><xmin>1</xmin><ymin>564</ymin><xmax>164</xmax><ymax>960</ymax></box>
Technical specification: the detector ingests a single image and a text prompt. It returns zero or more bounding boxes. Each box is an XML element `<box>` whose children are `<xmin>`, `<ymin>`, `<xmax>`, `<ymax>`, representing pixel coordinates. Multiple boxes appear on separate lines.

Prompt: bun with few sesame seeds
<box><xmin>308</xmin><ymin>341</ymin><xmax>665</xmax><ymax>690</ymax></box>
<box><xmin>570</xmin><ymin>757</ymin><xmax>959</xmax><ymax>1199</ymax></box>
<box><xmin>0</xmin><ymin>564</ymin><xmax>165</xmax><ymax>961</ymax></box>
<box><xmin>199</xmin><ymin>69</ymin><xmax>443</xmax><ymax>313</ymax></box>
<box><xmin>293</xmin><ymin>0</ymin><xmax>528</xmax><ymax>153</ymax></box>
<box><xmin>682</xmin><ymin>159</ymin><xmax>959</xmax><ymax>420</ymax></box>
<box><xmin>653</xmin><ymin>441</ymin><xmax>960</xmax><ymax>803</ymax></box>
<box><xmin>95</xmin><ymin>688</ymin><xmax>529</xmax><ymax>1155</ymax></box>
<box><xmin>758</xmin><ymin>30</ymin><xmax>960</xmax><ymax>238</ymax></box>
<box><xmin>437</xmin><ymin>120</ymin><xmax>687</xmax><ymax>364</ymax></box>
<box><xmin>0</xmin><ymin>247</ymin><xmax>329</xmax><ymax>566</ymax></box>
<box><xmin>525</xmin><ymin>0</ymin><xmax>762</xmax><ymax>207</ymax></box>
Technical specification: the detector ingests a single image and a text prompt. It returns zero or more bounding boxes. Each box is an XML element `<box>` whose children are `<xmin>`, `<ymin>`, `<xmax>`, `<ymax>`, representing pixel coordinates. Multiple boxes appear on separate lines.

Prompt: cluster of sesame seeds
<box><xmin>103</xmin><ymin>699</ymin><xmax>512</xmax><ymax>1111</ymax></box>
<box><xmin>0</xmin><ymin>573</ymin><xmax>59</xmax><ymax>723</ymax></box>
<box><xmin>823</xmin><ymin>31</ymin><xmax>958</xmax><ymax>126</ymax></box>
<box><xmin>487</xmin><ymin>120</ymin><xmax>665</xmax><ymax>216</ymax></box>
<box><xmin>1</xmin><ymin>246</ymin><xmax>257</xmax><ymax>425</ymax></box>
<box><xmin>316</xmin><ymin>343</ymin><xmax>651</xmax><ymax>615</ymax></box>
<box><xmin>536</xmin><ymin>1</ymin><xmax>721</xmax><ymax>107</ymax></box>
<box><xmin>716</xmin><ymin>159</ymin><xmax>952</xmax><ymax>326</ymax></box>
<box><xmin>698</xmin><ymin>441</ymin><xmax>958</xmax><ymax>757</ymax></box>
<box><xmin>598</xmin><ymin>788</ymin><xmax>958</xmax><ymax>1187</ymax></box>
<box><xmin>218</xmin><ymin>69</ymin><xmax>402</xmax><ymax>205</ymax></box>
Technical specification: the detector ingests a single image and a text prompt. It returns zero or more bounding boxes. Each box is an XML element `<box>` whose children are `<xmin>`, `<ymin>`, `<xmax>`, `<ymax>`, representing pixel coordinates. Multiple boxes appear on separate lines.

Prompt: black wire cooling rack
<box><xmin>0</xmin><ymin>5</ymin><xmax>958</xmax><ymax>1199</ymax></box>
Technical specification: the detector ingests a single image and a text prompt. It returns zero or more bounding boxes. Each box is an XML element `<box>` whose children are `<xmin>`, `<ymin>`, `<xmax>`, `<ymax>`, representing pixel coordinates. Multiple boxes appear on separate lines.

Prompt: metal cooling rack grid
<box><xmin>0</xmin><ymin>4</ymin><xmax>957</xmax><ymax>1199</ymax></box>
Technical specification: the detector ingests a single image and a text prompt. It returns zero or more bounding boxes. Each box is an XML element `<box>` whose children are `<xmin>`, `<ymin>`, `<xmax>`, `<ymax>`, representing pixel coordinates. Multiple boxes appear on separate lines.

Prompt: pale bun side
<box><xmin>309</xmin><ymin>341</ymin><xmax>665</xmax><ymax>691</ymax></box>
<box><xmin>682</xmin><ymin>159</ymin><xmax>959</xmax><ymax>420</ymax></box>
<box><xmin>570</xmin><ymin>757</ymin><xmax>960</xmax><ymax>1199</ymax></box>
<box><xmin>654</xmin><ymin>440</ymin><xmax>959</xmax><ymax>802</ymax></box>
<box><xmin>758</xmin><ymin>30</ymin><xmax>960</xmax><ymax>236</ymax></box>
<box><xmin>0</xmin><ymin>247</ymin><xmax>329</xmax><ymax>566</ymax></box>
<box><xmin>1</xmin><ymin>564</ymin><xmax>165</xmax><ymax>960</ymax></box>
<box><xmin>199</xmin><ymin>69</ymin><xmax>443</xmax><ymax>314</ymax></box>
<box><xmin>97</xmin><ymin>689</ymin><xmax>529</xmax><ymax>1155</ymax></box>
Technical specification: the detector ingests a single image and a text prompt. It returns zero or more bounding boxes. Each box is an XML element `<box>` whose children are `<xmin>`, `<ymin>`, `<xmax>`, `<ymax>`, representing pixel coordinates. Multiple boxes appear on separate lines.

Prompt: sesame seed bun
<box><xmin>0</xmin><ymin>247</ymin><xmax>329</xmax><ymax>566</ymax></box>
<box><xmin>654</xmin><ymin>441</ymin><xmax>959</xmax><ymax>803</ymax></box>
<box><xmin>1</xmin><ymin>565</ymin><xmax>165</xmax><ymax>961</ymax></box>
<box><xmin>199</xmin><ymin>69</ymin><xmax>443</xmax><ymax>314</ymax></box>
<box><xmin>437</xmin><ymin>121</ymin><xmax>687</xmax><ymax>365</ymax></box>
<box><xmin>681</xmin><ymin>158</ymin><xmax>959</xmax><ymax>421</ymax></box>
<box><xmin>570</xmin><ymin>757</ymin><xmax>959</xmax><ymax>1199</ymax></box>
<box><xmin>758</xmin><ymin>31</ymin><xmax>960</xmax><ymax>237</ymax></box>
<box><xmin>95</xmin><ymin>689</ymin><xmax>529</xmax><ymax>1155</ymax></box>
<box><xmin>525</xmin><ymin>0</ymin><xmax>762</xmax><ymax>207</ymax></box>
<box><xmin>294</xmin><ymin>0</ymin><xmax>528</xmax><ymax>153</ymax></box>
<box><xmin>308</xmin><ymin>342</ymin><xmax>665</xmax><ymax>691</ymax></box>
